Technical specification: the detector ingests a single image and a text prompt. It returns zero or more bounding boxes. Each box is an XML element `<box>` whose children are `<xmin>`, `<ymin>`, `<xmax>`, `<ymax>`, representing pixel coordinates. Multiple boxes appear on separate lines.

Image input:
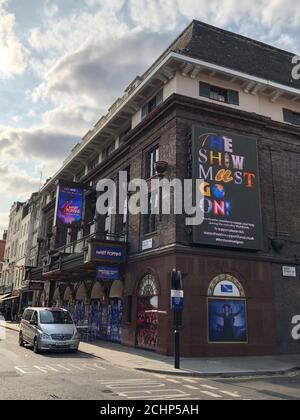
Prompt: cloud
<box><xmin>32</xmin><ymin>28</ymin><xmax>173</xmax><ymax>110</ymax></box>
<box><xmin>44</xmin><ymin>1</ymin><xmax>59</xmax><ymax>18</ymax></box>
<box><xmin>0</xmin><ymin>212</ymin><xmax>9</xmax><ymax>235</ymax></box>
<box><xmin>84</xmin><ymin>0</ymin><xmax>125</xmax><ymax>12</ymax></box>
<box><xmin>129</xmin><ymin>0</ymin><xmax>180</xmax><ymax>31</ymax></box>
<box><xmin>129</xmin><ymin>0</ymin><xmax>300</xmax><ymax>52</ymax></box>
<box><xmin>43</xmin><ymin>104</ymin><xmax>98</xmax><ymax>136</ymax></box>
<box><xmin>0</xmin><ymin>125</ymin><xmax>79</xmax><ymax>162</ymax></box>
<box><xmin>0</xmin><ymin>1</ymin><xmax>27</xmax><ymax>79</ymax></box>
<box><xmin>28</xmin><ymin>9</ymin><xmax>129</xmax><ymax>56</ymax></box>
<box><xmin>0</xmin><ymin>164</ymin><xmax>40</xmax><ymax>198</ymax></box>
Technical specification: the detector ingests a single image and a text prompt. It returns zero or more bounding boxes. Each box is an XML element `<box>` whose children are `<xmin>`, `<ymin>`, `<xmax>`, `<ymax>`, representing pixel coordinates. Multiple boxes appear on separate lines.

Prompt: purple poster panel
<box><xmin>56</xmin><ymin>186</ymin><xmax>83</xmax><ymax>226</ymax></box>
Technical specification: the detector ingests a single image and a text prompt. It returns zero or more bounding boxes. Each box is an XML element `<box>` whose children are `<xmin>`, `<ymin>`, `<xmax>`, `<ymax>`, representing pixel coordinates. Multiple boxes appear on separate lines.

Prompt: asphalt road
<box><xmin>0</xmin><ymin>329</ymin><xmax>300</xmax><ymax>401</ymax></box>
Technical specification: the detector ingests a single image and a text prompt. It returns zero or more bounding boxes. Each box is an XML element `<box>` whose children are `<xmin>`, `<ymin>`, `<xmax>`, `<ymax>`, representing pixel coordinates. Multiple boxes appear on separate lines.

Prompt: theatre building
<box><xmin>29</xmin><ymin>21</ymin><xmax>300</xmax><ymax>357</ymax></box>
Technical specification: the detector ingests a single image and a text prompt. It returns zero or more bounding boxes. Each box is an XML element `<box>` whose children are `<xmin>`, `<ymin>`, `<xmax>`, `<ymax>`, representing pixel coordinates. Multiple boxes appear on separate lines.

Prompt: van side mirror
<box><xmin>30</xmin><ymin>320</ymin><xmax>37</xmax><ymax>326</ymax></box>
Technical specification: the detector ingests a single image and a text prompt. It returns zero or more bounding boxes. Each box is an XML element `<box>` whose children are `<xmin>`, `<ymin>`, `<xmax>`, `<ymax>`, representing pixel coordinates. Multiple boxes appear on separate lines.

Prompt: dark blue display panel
<box><xmin>208</xmin><ymin>298</ymin><xmax>248</xmax><ymax>343</ymax></box>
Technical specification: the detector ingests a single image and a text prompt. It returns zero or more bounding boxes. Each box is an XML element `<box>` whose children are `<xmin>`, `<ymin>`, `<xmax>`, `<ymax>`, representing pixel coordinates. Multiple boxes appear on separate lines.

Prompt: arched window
<box><xmin>53</xmin><ymin>287</ymin><xmax>61</xmax><ymax>305</ymax></box>
<box><xmin>76</xmin><ymin>283</ymin><xmax>87</xmax><ymax>301</ymax></box>
<box><xmin>138</xmin><ymin>274</ymin><xmax>158</xmax><ymax>297</ymax></box>
<box><xmin>63</xmin><ymin>287</ymin><xmax>73</xmax><ymax>302</ymax></box>
<box><xmin>208</xmin><ymin>274</ymin><xmax>245</xmax><ymax>298</ymax></box>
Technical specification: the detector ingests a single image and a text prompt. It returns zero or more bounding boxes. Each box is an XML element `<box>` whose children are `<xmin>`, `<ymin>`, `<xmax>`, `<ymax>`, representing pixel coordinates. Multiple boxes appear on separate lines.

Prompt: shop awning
<box><xmin>0</xmin><ymin>294</ymin><xmax>11</xmax><ymax>301</ymax></box>
<box><xmin>0</xmin><ymin>296</ymin><xmax>19</xmax><ymax>302</ymax></box>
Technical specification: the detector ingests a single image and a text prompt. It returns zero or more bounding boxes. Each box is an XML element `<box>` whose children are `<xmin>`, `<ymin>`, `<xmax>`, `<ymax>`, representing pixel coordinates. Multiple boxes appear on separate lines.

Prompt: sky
<box><xmin>0</xmin><ymin>0</ymin><xmax>300</xmax><ymax>235</ymax></box>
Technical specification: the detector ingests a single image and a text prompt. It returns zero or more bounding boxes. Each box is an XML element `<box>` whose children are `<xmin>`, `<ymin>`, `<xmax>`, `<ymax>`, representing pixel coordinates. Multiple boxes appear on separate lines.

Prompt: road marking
<box><xmin>122</xmin><ymin>390</ymin><xmax>190</xmax><ymax>400</ymax></box>
<box><xmin>166</xmin><ymin>378</ymin><xmax>181</xmax><ymax>384</ymax></box>
<box><xmin>68</xmin><ymin>364</ymin><xmax>85</xmax><ymax>371</ymax></box>
<box><xmin>115</xmin><ymin>384</ymin><xmax>165</xmax><ymax>392</ymax></box>
<box><xmin>137</xmin><ymin>389</ymin><xmax>191</xmax><ymax>401</ymax></box>
<box><xmin>81</xmin><ymin>364</ymin><xmax>97</xmax><ymax>371</ymax></box>
<box><xmin>97</xmin><ymin>379</ymin><xmax>154</xmax><ymax>384</ymax></box>
<box><xmin>183</xmin><ymin>378</ymin><xmax>198</xmax><ymax>384</ymax></box>
<box><xmin>14</xmin><ymin>366</ymin><xmax>36</xmax><ymax>375</ymax></box>
<box><xmin>84</xmin><ymin>364</ymin><xmax>105</xmax><ymax>371</ymax></box>
<box><xmin>200</xmin><ymin>391</ymin><xmax>223</xmax><ymax>399</ymax></box>
<box><xmin>183</xmin><ymin>385</ymin><xmax>199</xmax><ymax>390</ymax></box>
<box><xmin>56</xmin><ymin>364</ymin><xmax>72</xmax><ymax>372</ymax></box>
<box><xmin>221</xmin><ymin>391</ymin><xmax>241</xmax><ymax>398</ymax></box>
<box><xmin>33</xmin><ymin>365</ymin><xmax>59</xmax><ymax>373</ymax></box>
<box><xmin>200</xmin><ymin>384</ymin><xmax>219</xmax><ymax>390</ymax></box>
<box><xmin>108</xmin><ymin>383</ymin><xmax>164</xmax><ymax>390</ymax></box>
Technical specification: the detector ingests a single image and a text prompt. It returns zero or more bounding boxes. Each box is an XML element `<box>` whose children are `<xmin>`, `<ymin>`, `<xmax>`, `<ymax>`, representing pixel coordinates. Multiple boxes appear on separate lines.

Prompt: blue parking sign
<box><xmin>171</xmin><ymin>290</ymin><xmax>184</xmax><ymax>310</ymax></box>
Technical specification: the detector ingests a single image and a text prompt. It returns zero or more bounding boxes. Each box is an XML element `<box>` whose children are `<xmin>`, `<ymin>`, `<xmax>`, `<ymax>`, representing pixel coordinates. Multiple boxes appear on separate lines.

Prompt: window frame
<box><xmin>142</xmin><ymin>89</ymin><xmax>164</xmax><ymax>120</ymax></box>
<box><xmin>199</xmin><ymin>81</ymin><xmax>240</xmax><ymax>106</ymax></box>
<box><xmin>283</xmin><ymin>108</ymin><xmax>300</xmax><ymax>126</ymax></box>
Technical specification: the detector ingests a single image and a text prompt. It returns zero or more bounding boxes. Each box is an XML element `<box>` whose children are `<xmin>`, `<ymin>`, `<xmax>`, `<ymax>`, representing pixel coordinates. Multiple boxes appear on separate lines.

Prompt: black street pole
<box><xmin>174</xmin><ymin>309</ymin><xmax>180</xmax><ymax>369</ymax></box>
<box><xmin>171</xmin><ymin>269</ymin><xmax>183</xmax><ymax>370</ymax></box>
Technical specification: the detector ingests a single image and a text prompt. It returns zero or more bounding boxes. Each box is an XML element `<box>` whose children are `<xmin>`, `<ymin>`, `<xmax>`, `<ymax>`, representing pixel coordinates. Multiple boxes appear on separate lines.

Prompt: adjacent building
<box><xmin>14</xmin><ymin>21</ymin><xmax>300</xmax><ymax>356</ymax></box>
<box><xmin>1</xmin><ymin>193</ymin><xmax>41</xmax><ymax>318</ymax></box>
<box><xmin>0</xmin><ymin>231</ymin><xmax>7</xmax><ymax>286</ymax></box>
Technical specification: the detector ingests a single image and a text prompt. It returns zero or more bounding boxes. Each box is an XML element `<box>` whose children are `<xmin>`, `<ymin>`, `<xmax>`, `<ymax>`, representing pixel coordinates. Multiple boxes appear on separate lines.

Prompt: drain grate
<box><xmin>49</xmin><ymin>394</ymin><xmax>61</xmax><ymax>400</ymax></box>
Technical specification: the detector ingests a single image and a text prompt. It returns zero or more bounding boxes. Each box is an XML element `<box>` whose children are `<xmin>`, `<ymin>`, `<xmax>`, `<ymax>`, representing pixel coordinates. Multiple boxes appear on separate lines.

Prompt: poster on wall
<box><xmin>54</xmin><ymin>184</ymin><xmax>83</xmax><ymax>227</ymax></box>
<box><xmin>136</xmin><ymin>297</ymin><xmax>158</xmax><ymax>351</ymax></box>
<box><xmin>208</xmin><ymin>298</ymin><xmax>248</xmax><ymax>343</ymax></box>
<box><xmin>192</xmin><ymin>126</ymin><xmax>263</xmax><ymax>250</ymax></box>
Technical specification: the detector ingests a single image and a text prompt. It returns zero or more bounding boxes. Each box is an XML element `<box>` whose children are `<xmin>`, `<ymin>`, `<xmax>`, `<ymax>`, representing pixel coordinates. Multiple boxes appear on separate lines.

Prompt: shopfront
<box><xmin>74</xmin><ymin>283</ymin><xmax>88</xmax><ymax>325</ymax></box>
<box><xmin>52</xmin><ymin>286</ymin><xmax>62</xmax><ymax>307</ymax></box>
<box><xmin>90</xmin><ymin>282</ymin><xmax>108</xmax><ymax>339</ymax></box>
<box><xmin>62</xmin><ymin>286</ymin><xmax>75</xmax><ymax>318</ymax></box>
<box><xmin>0</xmin><ymin>295</ymin><xmax>20</xmax><ymax>321</ymax></box>
<box><xmin>107</xmin><ymin>280</ymin><xmax>123</xmax><ymax>343</ymax></box>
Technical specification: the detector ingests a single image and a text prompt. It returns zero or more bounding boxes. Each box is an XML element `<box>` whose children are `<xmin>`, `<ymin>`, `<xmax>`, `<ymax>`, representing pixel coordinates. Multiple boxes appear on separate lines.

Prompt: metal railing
<box><xmin>52</xmin><ymin>232</ymin><xmax>127</xmax><ymax>257</ymax></box>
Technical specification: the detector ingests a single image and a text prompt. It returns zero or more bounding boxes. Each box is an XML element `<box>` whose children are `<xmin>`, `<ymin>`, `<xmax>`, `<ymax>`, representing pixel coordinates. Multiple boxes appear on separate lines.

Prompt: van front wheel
<box><xmin>19</xmin><ymin>333</ymin><xmax>24</xmax><ymax>347</ymax></box>
<box><xmin>33</xmin><ymin>338</ymin><xmax>40</xmax><ymax>354</ymax></box>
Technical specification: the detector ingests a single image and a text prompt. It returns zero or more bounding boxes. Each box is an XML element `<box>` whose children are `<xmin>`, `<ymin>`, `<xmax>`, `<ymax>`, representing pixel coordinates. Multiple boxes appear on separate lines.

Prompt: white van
<box><xmin>19</xmin><ymin>307</ymin><xmax>80</xmax><ymax>353</ymax></box>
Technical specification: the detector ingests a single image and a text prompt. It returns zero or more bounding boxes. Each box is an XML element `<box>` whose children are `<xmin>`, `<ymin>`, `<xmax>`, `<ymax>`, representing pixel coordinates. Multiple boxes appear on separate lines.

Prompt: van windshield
<box><xmin>39</xmin><ymin>310</ymin><xmax>73</xmax><ymax>325</ymax></box>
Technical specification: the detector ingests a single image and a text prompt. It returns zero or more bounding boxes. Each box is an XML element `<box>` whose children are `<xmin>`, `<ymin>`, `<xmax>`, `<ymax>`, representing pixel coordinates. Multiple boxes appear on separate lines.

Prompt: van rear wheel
<box><xmin>19</xmin><ymin>333</ymin><xmax>24</xmax><ymax>347</ymax></box>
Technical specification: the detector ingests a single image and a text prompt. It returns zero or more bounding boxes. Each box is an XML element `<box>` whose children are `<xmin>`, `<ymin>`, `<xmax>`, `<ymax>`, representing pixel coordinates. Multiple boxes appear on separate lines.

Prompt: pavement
<box><xmin>2</xmin><ymin>320</ymin><xmax>300</xmax><ymax>378</ymax></box>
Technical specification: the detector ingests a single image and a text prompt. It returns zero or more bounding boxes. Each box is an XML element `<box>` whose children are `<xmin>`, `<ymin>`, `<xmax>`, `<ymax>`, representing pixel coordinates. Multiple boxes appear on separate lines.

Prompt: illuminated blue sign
<box><xmin>96</xmin><ymin>267</ymin><xmax>120</xmax><ymax>281</ymax></box>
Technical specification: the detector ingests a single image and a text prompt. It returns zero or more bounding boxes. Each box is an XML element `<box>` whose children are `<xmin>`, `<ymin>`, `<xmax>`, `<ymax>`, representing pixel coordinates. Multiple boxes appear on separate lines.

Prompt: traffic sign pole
<box><xmin>171</xmin><ymin>269</ymin><xmax>183</xmax><ymax>370</ymax></box>
<box><xmin>174</xmin><ymin>310</ymin><xmax>180</xmax><ymax>369</ymax></box>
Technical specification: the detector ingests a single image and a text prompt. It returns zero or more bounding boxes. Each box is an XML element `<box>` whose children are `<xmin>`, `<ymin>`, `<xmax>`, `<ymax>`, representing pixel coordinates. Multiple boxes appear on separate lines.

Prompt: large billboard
<box><xmin>192</xmin><ymin>126</ymin><xmax>262</xmax><ymax>250</ymax></box>
<box><xmin>54</xmin><ymin>184</ymin><xmax>83</xmax><ymax>227</ymax></box>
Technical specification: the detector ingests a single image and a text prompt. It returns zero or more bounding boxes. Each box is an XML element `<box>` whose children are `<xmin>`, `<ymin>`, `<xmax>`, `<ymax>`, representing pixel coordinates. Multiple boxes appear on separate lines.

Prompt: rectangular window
<box><xmin>76</xmin><ymin>168</ymin><xmax>86</xmax><ymax>181</ymax></box>
<box><xmin>144</xmin><ymin>192</ymin><xmax>158</xmax><ymax>235</ymax></box>
<box><xmin>147</xmin><ymin>146</ymin><xmax>160</xmax><ymax>178</ymax></box>
<box><xmin>142</xmin><ymin>89</ymin><xmax>163</xmax><ymax>120</ymax></box>
<box><xmin>88</xmin><ymin>156</ymin><xmax>99</xmax><ymax>172</ymax></box>
<box><xmin>103</xmin><ymin>142</ymin><xmax>116</xmax><ymax>159</ymax></box>
<box><xmin>283</xmin><ymin>108</ymin><xmax>300</xmax><ymax>126</ymax></box>
<box><xmin>199</xmin><ymin>82</ymin><xmax>239</xmax><ymax>106</ymax></box>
